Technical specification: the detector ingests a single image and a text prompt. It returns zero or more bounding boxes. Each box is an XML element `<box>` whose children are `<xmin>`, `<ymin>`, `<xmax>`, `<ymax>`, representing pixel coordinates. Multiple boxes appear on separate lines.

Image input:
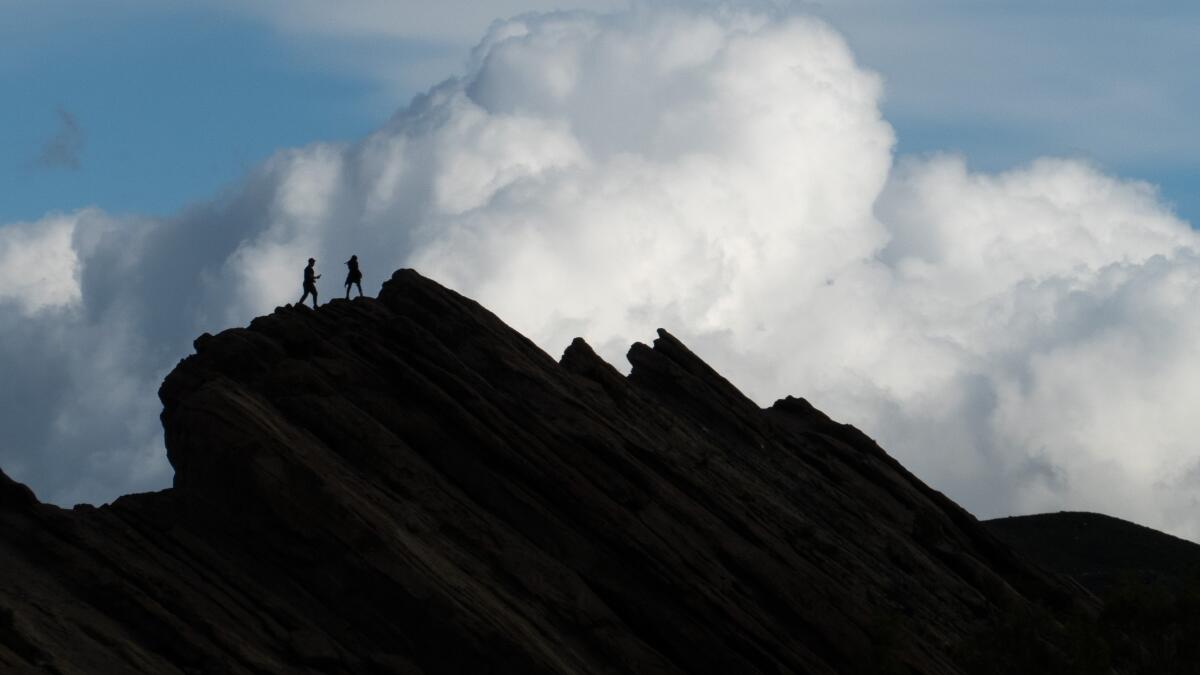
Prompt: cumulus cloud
<box><xmin>0</xmin><ymin>212</ymin><xmax>82</xmax><ymax>312</ymax></box>
<box><xmin>4</xmin><ymin>5</ymin><xmax>1200</xmax><ymax>541</ymax></box>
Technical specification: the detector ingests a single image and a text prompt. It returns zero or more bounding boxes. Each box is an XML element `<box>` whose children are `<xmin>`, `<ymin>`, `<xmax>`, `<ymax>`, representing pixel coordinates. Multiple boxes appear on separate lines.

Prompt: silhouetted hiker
<box><xmin>344</xmin><ymin>255</ymin><xmax>363</xmax><ymax>299</ymax></box>
<box><xmin>299</xmin><ymin>258</ymin><xmax>321</xmax><ymax>308</ymax></box>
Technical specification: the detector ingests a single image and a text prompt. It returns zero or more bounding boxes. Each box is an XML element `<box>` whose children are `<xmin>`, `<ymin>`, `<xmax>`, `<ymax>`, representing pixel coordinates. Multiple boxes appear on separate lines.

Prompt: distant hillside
<box><xmin>985</xmin><ymin>511</ymin><xmax>1200</xmax><ymax>593</ymax></box>
<box><xmin>986</xmin><ymin>511</ymin><xmax>1200</xmax><ymax>673</ymax></box>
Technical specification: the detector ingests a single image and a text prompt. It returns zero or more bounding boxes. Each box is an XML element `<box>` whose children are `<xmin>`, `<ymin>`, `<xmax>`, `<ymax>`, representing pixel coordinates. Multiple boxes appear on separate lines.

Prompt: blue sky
<box><xmin>2</xmin><ymin>4</ymin><xmax>386</xmax><ymax>221</ymax></box>
<box><xmin>820</xmin><ymin>1</ymin><xmax>1200</xmax><ymax>223</ymax></box>
<box><xmin>5</xmin><ymin>1</ymin><xmax>1199</xmax><ymax>225</ymax></box>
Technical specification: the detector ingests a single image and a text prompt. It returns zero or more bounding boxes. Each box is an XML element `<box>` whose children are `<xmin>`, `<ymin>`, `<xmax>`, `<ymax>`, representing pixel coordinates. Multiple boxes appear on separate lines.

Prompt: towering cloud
<box><xmin>3</xmin><ymin>5</ymin><xmax>1199</xmax><ymax>537</ymax></box>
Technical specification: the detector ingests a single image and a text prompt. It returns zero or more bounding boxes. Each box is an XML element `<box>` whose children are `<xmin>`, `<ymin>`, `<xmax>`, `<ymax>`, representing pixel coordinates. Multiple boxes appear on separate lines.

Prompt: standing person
<box><xmin>299</xmin><ymin>258</ymin><xmax>321</xmax><ymax>308</ymax></box>
<box><xmin>344</xmin><ymin>255</ymin><xmax>363</xmax><ymax>299</ymax></box>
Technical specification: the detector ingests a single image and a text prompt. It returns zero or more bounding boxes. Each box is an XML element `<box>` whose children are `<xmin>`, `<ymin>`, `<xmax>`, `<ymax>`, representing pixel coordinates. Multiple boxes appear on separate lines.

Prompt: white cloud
<box><xmin>4</xmin><ymin>4</ymin><xmax>1200</xmax><ymax>542</ymax></box>
<box><xmin>0</xmin><ymin>211</ymin><xmax>83</xmax><ymax>312</ymax></box>
<box><xmin>864</xmin><ymin>157</ymin><xmax>1200</xmax><ymax>533</ymax></box>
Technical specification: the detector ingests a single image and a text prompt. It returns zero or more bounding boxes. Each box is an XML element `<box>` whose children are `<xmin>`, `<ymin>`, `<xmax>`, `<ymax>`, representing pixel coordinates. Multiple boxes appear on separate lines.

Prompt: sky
<box><xmin>4</xmin><ymin>1</ymin><xmax>1200</xmax><ymax>540</ymax></box>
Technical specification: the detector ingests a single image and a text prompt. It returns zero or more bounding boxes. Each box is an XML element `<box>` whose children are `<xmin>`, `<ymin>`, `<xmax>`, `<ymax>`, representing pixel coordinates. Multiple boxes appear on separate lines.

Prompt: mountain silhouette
<box><xmin>0</xmin><ymin>269</ymin><xmax>1180</xmax><ymax>673</ymax></box>
<box><xmin>986</xmin><ymin>512</ymin><xmax>1200</xmax><ymax>672</ymax></box>
<box><xmin>987</xmin><ymin>511</ymin><xmax>1200</xmax><ymax>593</ymax></box>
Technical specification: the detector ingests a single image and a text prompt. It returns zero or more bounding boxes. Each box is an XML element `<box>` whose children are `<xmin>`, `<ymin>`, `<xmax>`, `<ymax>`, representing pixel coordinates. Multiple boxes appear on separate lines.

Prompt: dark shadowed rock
<box><xmin>0</xmin><ymin>269</ymin><xmax>1106</xmax><ymax>673</ymax></box>
<box><xmin>986</xmin><ymin>511</ymin><xmax>1200</xmax><ymax>594</ymax></box>
<box><xmin>986</xmin><ymin>512</ymin><xmax>1200</xmax><ymax>672</ymax></box>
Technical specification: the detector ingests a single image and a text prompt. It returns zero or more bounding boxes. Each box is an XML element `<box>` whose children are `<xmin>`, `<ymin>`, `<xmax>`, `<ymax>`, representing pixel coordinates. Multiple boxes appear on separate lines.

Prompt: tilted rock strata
<box><xmin>0</xmin><ymin>269</ymin><xmax>1092</xmax><ymax>674</ymax></box>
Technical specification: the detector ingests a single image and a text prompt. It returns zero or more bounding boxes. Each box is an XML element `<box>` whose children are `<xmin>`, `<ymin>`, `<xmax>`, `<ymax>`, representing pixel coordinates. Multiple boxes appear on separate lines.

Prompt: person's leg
<box><xmin>312</xmin><ymin>289</ymin><xmax>319</xmax><ymax>308</ymax></box>
<box><xmin>355</xmin><ymin>281</ymin><xmax>363</xmax><ymax>297</ymax></box>
<box><xmin>299</xmin><ymin>289</ymin><xmax>310</xmax><ymax>305</ymax></box>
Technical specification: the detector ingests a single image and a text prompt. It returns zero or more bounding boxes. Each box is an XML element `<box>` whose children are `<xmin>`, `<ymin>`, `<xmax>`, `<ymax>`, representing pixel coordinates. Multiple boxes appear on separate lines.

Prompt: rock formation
<box><xmin>0</xmin><ymin>269</ymin><xmax>1103</xmax><ymax>673</ymax></box>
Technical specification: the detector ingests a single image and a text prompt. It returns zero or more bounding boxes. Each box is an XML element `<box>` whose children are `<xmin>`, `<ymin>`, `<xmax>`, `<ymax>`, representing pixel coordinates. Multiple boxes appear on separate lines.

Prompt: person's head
<box><xmin>307</xmin><ymin>258</ymin><xmax>315</xmax><ymax>266</ymax></box>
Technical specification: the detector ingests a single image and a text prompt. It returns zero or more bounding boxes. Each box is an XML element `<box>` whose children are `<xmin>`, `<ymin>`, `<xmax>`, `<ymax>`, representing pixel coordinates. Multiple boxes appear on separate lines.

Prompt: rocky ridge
<box><xmin>0</xmin><ymin>269</ymin><xmax>1099</xmax><ymax>674</ymax></box>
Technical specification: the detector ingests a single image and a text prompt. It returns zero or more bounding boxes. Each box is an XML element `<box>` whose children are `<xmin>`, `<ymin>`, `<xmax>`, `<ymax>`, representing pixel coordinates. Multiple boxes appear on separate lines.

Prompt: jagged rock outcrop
<box><xmin>0</xmin><ymin>269</ymin><xmax>1099</xmax><ymax>674</ymax></box>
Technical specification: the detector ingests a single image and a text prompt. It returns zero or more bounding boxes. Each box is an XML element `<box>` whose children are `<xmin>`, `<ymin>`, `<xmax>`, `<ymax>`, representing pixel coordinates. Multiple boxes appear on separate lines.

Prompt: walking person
<box><xmin>299</xmin><ymin>257</ymin><xmax>321</xmax><ymax>308</ymax></box>
<box><xmin>344</xmin><ymin>255</ymin><xmax>363</xmax><ymax>299</ymax></box>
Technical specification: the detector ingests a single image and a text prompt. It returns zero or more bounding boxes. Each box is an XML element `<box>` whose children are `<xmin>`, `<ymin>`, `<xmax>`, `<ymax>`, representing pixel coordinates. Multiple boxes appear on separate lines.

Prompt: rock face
<box><xmin>0</xmin><ymin>269</ymin><xmax>1097</xmax><ymax>674</ymax></box>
